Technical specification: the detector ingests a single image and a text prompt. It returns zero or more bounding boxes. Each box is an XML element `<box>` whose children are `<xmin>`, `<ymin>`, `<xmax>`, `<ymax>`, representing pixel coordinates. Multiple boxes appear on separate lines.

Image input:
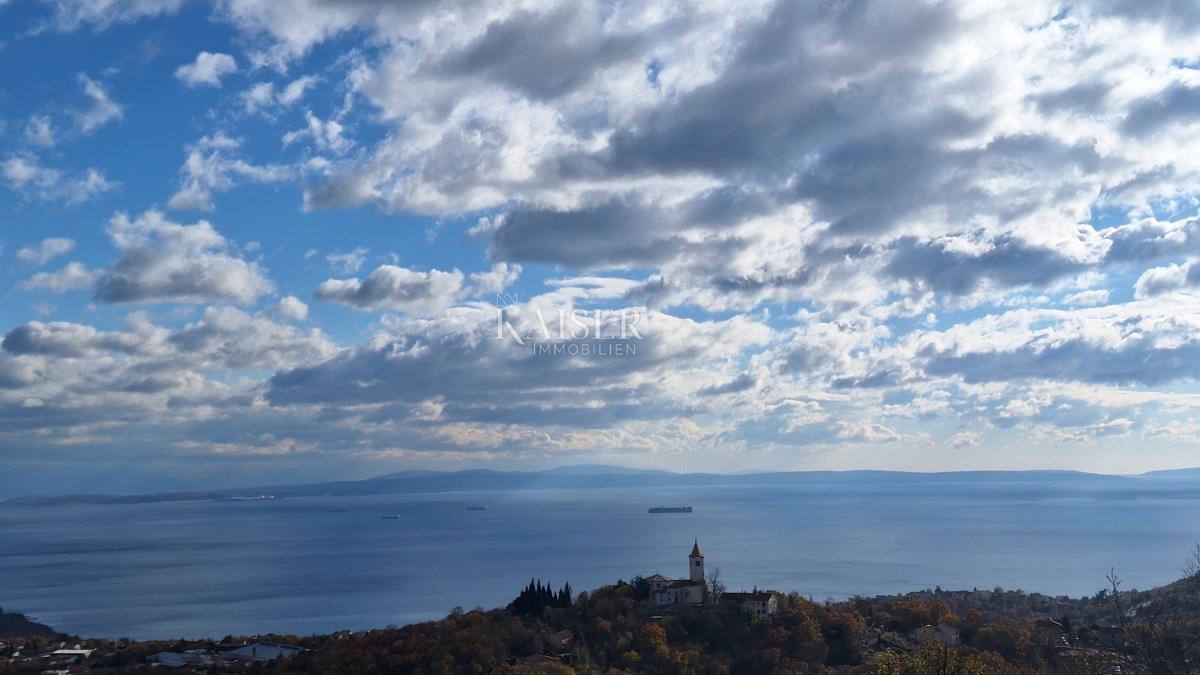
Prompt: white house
<box><xmin>651</xmin><ymin>541</ymin><xmax>707</xmax><ymax>607</ymax></box>
<box><xmin>723</xmin><ymin>591</ymin><xmax>779</xmax><ymax>619</ymax></box>
<box><xmin>910</xmin><ymin>624</ymin><xmax>961</xmax><ymax>647</ymax></box>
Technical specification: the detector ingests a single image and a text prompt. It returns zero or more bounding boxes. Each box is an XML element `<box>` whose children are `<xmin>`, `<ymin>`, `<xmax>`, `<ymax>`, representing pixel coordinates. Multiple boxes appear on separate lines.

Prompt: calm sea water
<box><xmin>3</xmin><ymin>477</ymin><xmax>1200</xmax><ymax>639</ymax></box>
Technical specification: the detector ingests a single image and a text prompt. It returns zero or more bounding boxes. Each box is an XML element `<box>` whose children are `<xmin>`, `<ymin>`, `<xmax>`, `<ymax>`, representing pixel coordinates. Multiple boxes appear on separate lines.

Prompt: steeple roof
<box><xmin>690</xmin><ymin>540</ymin><xmax>703</xmax><ymax>558</ymax></box>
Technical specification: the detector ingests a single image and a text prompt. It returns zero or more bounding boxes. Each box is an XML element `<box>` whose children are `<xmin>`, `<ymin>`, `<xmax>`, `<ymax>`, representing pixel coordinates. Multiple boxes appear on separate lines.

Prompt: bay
<box><xmin>3</xmin><ymin>475</ymin><xmax>1200</xmax><ymax>639</ymax></box>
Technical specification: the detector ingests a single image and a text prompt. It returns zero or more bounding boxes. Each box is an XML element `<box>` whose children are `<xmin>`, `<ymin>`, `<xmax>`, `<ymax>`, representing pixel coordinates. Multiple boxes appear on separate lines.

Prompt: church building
<box><xmin>650</xmin><ymin>541</ymin><xmax>707</xmax><ymax>606</ymax></box>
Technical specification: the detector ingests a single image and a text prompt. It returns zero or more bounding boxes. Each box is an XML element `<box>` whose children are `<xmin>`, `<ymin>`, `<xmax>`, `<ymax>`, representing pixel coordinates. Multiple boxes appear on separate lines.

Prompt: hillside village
<box><xmin>2</xmin><ymin>540</ymin><xmax>1183</xmax><ymax>675</ymax></box>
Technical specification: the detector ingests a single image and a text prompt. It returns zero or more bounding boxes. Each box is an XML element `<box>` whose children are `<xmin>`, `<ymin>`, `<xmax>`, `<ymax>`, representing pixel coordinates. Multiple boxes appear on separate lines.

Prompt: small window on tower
<box><xmin>695</xmin><ymin>561</ymin><xmax>700</xmax><ymax>566</ymax></box>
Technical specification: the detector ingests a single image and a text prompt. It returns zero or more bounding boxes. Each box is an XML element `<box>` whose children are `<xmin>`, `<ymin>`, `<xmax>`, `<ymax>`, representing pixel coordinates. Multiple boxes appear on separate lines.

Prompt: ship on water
<box><xmin>648</xmin><ymin>506</ymin><xmax>692</xmax><ymax>513</ymax></box>
<box><xmin>466</xmin><ymin>506</ymin><xmax>486</xmax><ymax>511</ymax></box>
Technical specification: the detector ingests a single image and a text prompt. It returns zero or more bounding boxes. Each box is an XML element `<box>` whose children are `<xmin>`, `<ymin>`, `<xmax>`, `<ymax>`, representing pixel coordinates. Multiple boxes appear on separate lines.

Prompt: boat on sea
<box><xmin>648</xmin><ymin>506</ymin><xmax>692</xmax><ymax>513</ymax></box>
<box><xmin>466</xmin><ymin>506</ymin><xmax>486</xmax><ymax>511</ymax></box>
<box><xmin>381</xmin><ymin>515</ymin><xmax>400</xmax><ymax>519</ymax></box>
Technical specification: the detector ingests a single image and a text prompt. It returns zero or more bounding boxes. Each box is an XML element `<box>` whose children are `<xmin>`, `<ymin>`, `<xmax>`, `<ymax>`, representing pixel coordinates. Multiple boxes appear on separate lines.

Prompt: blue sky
<box><xmin>4</xmin><ymin>0</ymin><xmax>1200</xmax><ymax>497</ymax></box>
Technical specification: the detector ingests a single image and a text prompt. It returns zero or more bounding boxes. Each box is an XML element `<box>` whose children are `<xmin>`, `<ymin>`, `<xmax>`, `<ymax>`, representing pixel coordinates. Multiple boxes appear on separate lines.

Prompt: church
<box><xmin>648</xmin><ymin>541</ymin><xmax>707</xmax><ymax>606</ymax></box>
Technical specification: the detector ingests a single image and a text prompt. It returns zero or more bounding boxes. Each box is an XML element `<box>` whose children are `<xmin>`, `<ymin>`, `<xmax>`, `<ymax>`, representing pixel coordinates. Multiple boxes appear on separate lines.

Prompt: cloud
<box><xmin>1134</xmin><ymin>262</ymin><xmax>1200</xmax><ymax>298</ymax></box>
<box><xmin>20</xmin><ymin>0</ymin><xmax>1200</xmax><ymax>474</ymax></box>
<box><xmin>2</xmin><ymin>155</ymin><xmax>118</xmax><ymax>204</ymax></box>
<box><xmin>24</xmin><ymin>116</ymin><xmax>55</xmax><ymax>148</ymax></box>
<box><xmin>315</xmin><ymin>264</ymin><xmax>466</xmax><ymax>315</ymax></box>
<box><xmin>0</xmin><ymin>308</ymin><xmax>335</xmax><ymax>446</ymax></box>
<box><xmin>240</xmin><ymin>75</ymin><xmax>318</xmax><ymax>113</ymax></box>
<box><xmin>266</xmin><ymin>303</ymin><xmax>771</xmax><ymax>424</ymax></box>
<box><xmin>175</xmin><ymin>52</ymin><xmax>238</xmax><ymax>88</ymax></box>
<box><xmin>917</xmin><ymin>306</ymin><xmax>1200</xmax><ymax>387</ymax></box>
<box><xmin>947</xmin><ymin>431</ymin><xmax>981</xmax><ymax>449</ymax></box>
<box><xmin>467</xmin><ymin>262</ymin><xmax>521</xmax><ymax>296</ymax></box>
<box><xmin>168</xmin><ymin>133</ymin><xmax>291</xmax><ymax>211</ymax></box>
<box><xmin>17</xmin><ymin>238</ymin><xmax>76</xmax><ymax>265</ymax></box>
<box><xmin>21</xmin><ymin>262</ymin><xmax>99</xmax><ymax>293</ymax></box>
<box><xmin>93</xmin><ymin>210</ymin><xmax>275</xmax><ymax>304</ymax></box>
<box><xmin>282</xmin><ymin>110</ymin><xmax>352</xmax><ymax>153</ymax></box>
<box><xmin>263</xmin><ymin>296</ymin><xmax>309</xmax><ymax>321</ymax></box>
<box><xmin>75</xmin><ymin>74</ymin><xmax>122</xmax><ymax>133</ymax></box>
<box><xmin>325</xmin><ymin>246</ymin><xmax>368</xmax><ymax>274</ymax></box>
<box><xmin>40</xmin><ymin>0</ymin><xmax>186</xmax><ymax>31</ymax></box>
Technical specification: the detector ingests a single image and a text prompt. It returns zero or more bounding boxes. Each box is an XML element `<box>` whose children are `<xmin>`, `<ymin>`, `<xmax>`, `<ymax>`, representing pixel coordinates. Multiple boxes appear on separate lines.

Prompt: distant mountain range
<box><xmin>6</xmin><ymin>464</ymin><xmax>1196</xmax><ymax>507</ymax></box>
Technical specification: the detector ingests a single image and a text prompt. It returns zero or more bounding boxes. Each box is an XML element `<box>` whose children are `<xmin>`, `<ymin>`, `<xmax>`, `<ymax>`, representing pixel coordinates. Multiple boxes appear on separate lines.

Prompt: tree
<box><xmin>1107</xmin><ymin>545</ymin><xmax>1200</xmax><ymax>675</ymax></box>
<box><xmin>707</xmin><ymin>566</ymin><xmax>726</xmax><ymax>604</ymax></box>
<box><xmin>873</xmin><ymin>639</ymin><xmax>1033</xmax><ymax>675</ymax></box>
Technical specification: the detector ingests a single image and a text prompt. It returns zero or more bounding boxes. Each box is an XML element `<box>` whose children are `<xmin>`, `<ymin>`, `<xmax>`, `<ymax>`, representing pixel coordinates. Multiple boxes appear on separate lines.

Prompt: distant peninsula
<box><xmin>5</xmin><ymin>465</ymin><xmax>1181</xmax><ymax>507</ymax></box>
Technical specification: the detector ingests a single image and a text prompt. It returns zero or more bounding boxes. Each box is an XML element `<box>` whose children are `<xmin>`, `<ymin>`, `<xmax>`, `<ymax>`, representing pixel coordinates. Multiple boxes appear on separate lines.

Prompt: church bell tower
<box><xmin>689</xmin><ymin>540</ymin><xmax>704</xmax><ymax>583</ymax></box>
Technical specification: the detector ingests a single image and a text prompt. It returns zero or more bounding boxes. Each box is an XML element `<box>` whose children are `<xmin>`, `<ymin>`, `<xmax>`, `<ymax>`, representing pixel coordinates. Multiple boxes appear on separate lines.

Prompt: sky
<box><xmin>3</xmin><ymin>0</ymin><xmax>1200</xmax><ymax>497</ymax></box>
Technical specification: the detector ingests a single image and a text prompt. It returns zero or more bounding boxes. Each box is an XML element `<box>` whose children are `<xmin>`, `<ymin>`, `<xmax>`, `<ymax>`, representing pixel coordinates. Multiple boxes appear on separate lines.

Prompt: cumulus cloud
<box><xmin>467</xmin><ymin>262</ymin><xmax>521</xmax><ymax>296</ymax></box>
<box><xmin>263</xmin><ymin>296</ymin><xmax>309</xmax><ymax>321</ymax></box>
<box><xmin>168</xmin><ymin>133</ymin><xmax>291</xmax><ymax>211</ymax></box>
<box><xmin>93</xmin><ymin>210</ymin><xmax>275</xmax><ymax>304</ymax></box>
<box><xmin>1134</xmin><ymin>262</ymin><xmax>1200</xmax><ymax>298</ymax></box>
<box><xmin>17</xmin><ymin>238</ymin><xmax>76</xmax><ymax>265</ymax></box>
<box><xmin>0</xmin><ymin>308</ymin><xmax>335</xmax><ymax>451</ymax></box>
<box><xmin>282</xmin><ymin>110</ymin><xmax>352</xmax><ymax>153</ymax></box>
<box><xmin>315</xmin><ymin>264</ymin><xmax>466</xmax><ymax>315</ymax></box>
<box><xmin>2</xmin><ymin>155</ymin><xmax>118</xmax><ymax>204</ymax></box>
<box><xmin>21</xmin><ymin>262</ymin><xmax>99</xmax><ymax>293</ymax></box>
<box><xmin>175</xmin><ymin>52</ymin><xmax>238</xmax><ymax>88</ymax></box>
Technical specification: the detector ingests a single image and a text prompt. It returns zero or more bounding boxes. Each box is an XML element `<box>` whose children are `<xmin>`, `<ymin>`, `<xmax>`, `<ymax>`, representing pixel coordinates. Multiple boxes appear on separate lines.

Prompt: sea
<box><xmin>4</xmin><ymin>474</ymin><xmax>1200</xmax><ymax>640</ymax></box>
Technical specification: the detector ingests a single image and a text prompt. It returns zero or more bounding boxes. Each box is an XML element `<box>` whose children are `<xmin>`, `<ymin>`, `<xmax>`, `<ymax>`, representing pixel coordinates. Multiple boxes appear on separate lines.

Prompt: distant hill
<box><xmin>0</xmin><ymin>609</ymin><xmax>56</xmax><ymax>638</ymax></box>
<box><xmin>2</xmin><ymin>465</ymin><xmax>1158</xmax><ymax>507</ymax></box>
<box><xmin>1142</xmin><ymin>467</ymin><xmax>1200</xmax><ymax>477</ymax></box>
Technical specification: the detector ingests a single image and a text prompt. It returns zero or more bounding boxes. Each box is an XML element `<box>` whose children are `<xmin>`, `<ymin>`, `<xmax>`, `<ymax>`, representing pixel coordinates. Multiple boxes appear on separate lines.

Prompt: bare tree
<box><xmin>707</xmin><ymin>566</ymin><xmax>725</xmax><ymax>604</ymax></box>
<box><xmin>1107</xmin><ymin>544</ymin><xmax>1200</xmax><ymax>675</ymax></box>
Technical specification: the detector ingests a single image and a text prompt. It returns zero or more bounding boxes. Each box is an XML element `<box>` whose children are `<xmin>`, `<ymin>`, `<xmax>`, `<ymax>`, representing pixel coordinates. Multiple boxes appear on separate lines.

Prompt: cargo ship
<box><xmin>466</xmin><ymin>506</ymin><xmax>486</xmax><ymax>511</ymax></box>
<box><xmin>648</xmin><ymin>506</ymin><xmax>692</xmax><ymax>513</ymax></box>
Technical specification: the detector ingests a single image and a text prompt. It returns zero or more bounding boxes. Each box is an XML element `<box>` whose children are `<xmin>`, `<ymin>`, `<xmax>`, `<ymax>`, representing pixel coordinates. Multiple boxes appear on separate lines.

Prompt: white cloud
<box><xmin>282</xmin><ymin>110</ymin><xmax>352</xmax><ymax>153</ymax></box>
<box><xmin>75</xmin><ymin>74</ymin><xmax>122</xmax><ymax>133</ymax></box>
<box><xmin>278</xmin><ymin>75</ymin><xmax>318</xmax><ymax>105</ymax></box>
<box><xmin>17</xmin><ymin>238</ymin><xmax>76</xmax><ymax>265</ymax></box>
<box><xmin>1134</xmin><ymin>262</ymin><xmax>1200</xmax><ymax>299</ymax></box>
<box><xmin>41</xmin><ymin>0</ymin><xmax>186</xmax><ymax>31</ymax></box>
<box><xmin>467</xmin><ymin>262</ymin><xmax>521</xmax><ymax>296</ymax></box>
<box><xmin>175</xmin><ymin>52</ymin><xmax>238</xmax><ymax>88</ymax></box>
<box><xmin>264</xmin><ymin>296</ymin><xmax>309</xmax><ymax>321</ymax></box>
<box><xmin>168</xmin><ymin>133</ymin><xmax>291</xmax><ymax>211</ymax></box>
<box><xmin>240</xmin><ymin>75</ymin><xmax>318</xmax><ymax>114</ymax></box>
<box><xmin>2</xmin><ymin>155</ymin><xmax>118</xmax><ymax>204</ymax></box>
<box><xmin>947</xmin><ymin>431</ymin><xmax>982</xmax><ymax>449</ymax></box>
<box><xmin>24</xmin><ymin>115</ymin><xmax>55</xmax><ymax>147</ymax></box>
<box><xmin>315</xmin><ymin>264</ymin><xmax>465</xmax><ymax>315</ymax></box>
<box><xmin>1064</xmin><ymin>289</ymin><xmax>1110</xmax><ymax>306</ymax></box>
<box><xmin>93</xmin><ymin>210</ymin><xmax>275</xmax><ymax>304</ymax></box>
<box><xmin>21</xmin><ymin>262</ymin><xmax>99</xmax><ymax>293</ymax></box>
<box><xmin>240</xmin><ymin>82</ymin><xmax>276</xmax><ymax>114</ymax></box>
<box><xmin>325</xmin><ymin>246</ymin><xmax>368</xmax><ymax>273</ymax></box>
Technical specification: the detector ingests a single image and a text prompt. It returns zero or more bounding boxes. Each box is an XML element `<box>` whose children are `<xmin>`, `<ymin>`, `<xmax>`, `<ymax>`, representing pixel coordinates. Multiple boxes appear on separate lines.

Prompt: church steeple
<box><xmin>689</xmin><ymin>540</ymin><xmax>704</xmax><ymax>582</ymax></box>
